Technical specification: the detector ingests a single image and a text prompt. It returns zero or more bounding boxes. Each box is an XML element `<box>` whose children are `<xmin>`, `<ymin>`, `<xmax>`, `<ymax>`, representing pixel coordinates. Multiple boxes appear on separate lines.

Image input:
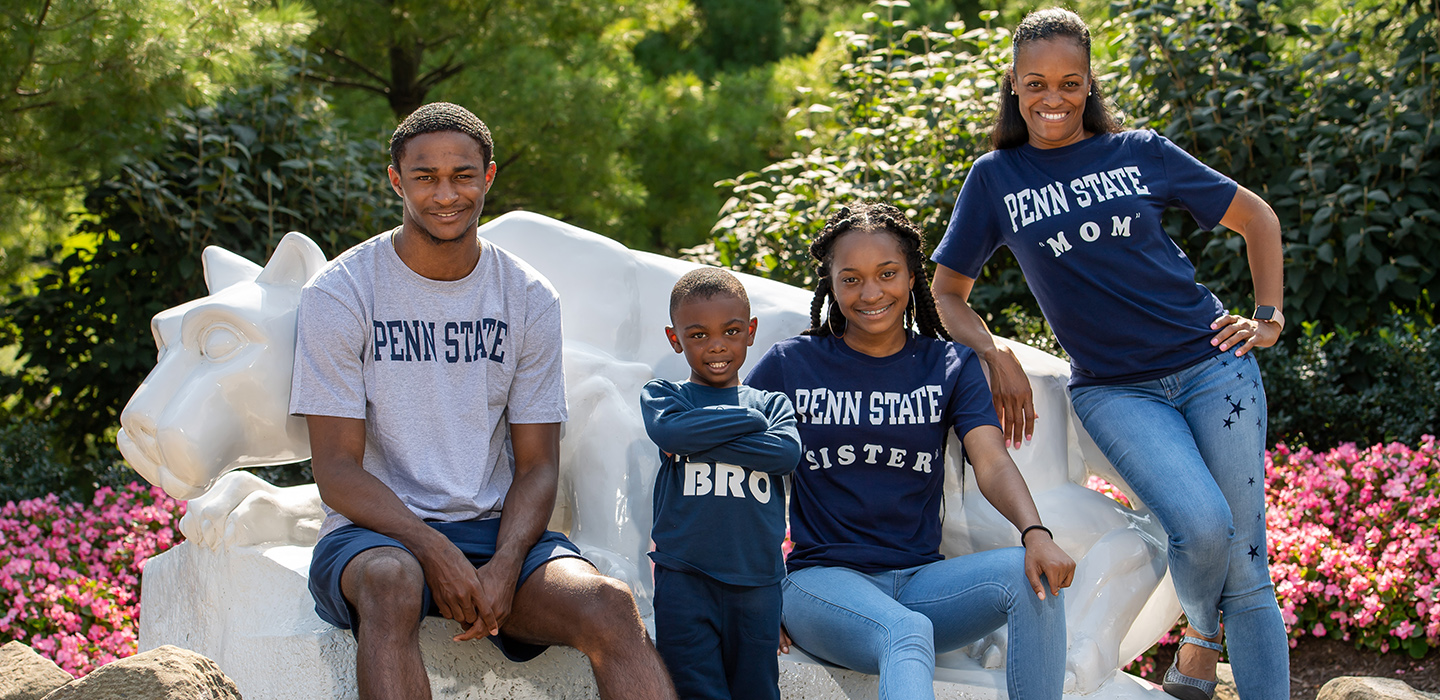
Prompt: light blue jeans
<box><xmin>781</xmin><ymin>548</ymin><xmax>1064</xmax><ymax>700</ymax></box>
<box><xmin>1070</xmin><ymin>352</ymin><xmax>1288</xmax><ymax>700</ymax></box>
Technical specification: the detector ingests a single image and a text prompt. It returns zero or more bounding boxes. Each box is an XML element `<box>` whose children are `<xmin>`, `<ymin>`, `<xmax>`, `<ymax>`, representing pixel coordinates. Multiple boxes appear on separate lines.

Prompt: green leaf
<box><xmin>1375</xmin><ymin>264</ymin><xmax>1399</xmax><ymax>291</ymax></box>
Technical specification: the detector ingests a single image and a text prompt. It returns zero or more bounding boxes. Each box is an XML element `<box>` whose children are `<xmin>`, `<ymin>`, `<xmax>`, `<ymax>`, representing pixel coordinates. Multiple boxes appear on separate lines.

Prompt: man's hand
<box><xmin>778</xmin><ymin>624</ymin><xmax>792</xmax><ymax>655</ymax></box>
<box><xmin>452</xmin><ymin>561</ymin><xmax>521</xmax><ymax>641</ymax></box>
<box><xmin>1022</xmin><ymin>531</ymin><xmax>1075</xmax><ymax>601</ymax></box>
<box><xmin>981</xmin><ymin>345</ymin><xmax>1036</xmax><ymax>447</ymax></box>
<box><xmin>411</xmin><ymin>536</ymin><xmax>489</xmax><ymax>632</ymax></box>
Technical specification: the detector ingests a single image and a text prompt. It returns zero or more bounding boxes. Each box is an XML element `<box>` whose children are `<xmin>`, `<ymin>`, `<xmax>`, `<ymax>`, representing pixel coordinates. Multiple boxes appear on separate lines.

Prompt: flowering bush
<box><xmin>0</xmin><ymin>483</ymin><xmax>184</xmax><ymax>676</ymax></box>
<box><xmin>1089</xmin><ymin>436</ymin><xmax>1440</xmax><ymax>675</ymax></box>
<box><xmin>1268</xmin><ymin>437</ymin><xmax>1439</xmax><ymax>657</ymax></box>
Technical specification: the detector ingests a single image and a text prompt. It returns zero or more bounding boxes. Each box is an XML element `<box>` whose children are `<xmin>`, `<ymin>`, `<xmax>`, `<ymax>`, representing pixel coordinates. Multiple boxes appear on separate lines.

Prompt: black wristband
<box><xmin>1021</xmin><ymin>525</ymin><xmax>1053</xmax><ymax>545</ymax></box>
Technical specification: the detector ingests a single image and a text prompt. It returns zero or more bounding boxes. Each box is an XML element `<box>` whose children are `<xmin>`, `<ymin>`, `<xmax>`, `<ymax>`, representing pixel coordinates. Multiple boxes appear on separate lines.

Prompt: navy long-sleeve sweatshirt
<box><xmin>640</xmin><ymin>379</ymin><xmax>801</xmax><ymax>586</ymax></box>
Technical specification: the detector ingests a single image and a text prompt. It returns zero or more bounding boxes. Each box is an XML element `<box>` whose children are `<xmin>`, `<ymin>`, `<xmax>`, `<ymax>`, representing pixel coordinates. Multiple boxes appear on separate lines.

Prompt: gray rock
<box><xmin>40</xmin><ymin>645</ymin><xmax>242</xmax><ymax>700</ymax></box>
<box><xmin>0</xmin><ymin>641</ymin><xmax>74</xmax><ymax>700</ymax></box>
<box><xmin>1318</xmin><ymin>676</ymin><xmax>1440</xmax><ymax>700</ymax></box>
<box><xmin>1214</xmin><ymin>662</ymin><xmax>1237</xmax><ymax>700</ymax></box>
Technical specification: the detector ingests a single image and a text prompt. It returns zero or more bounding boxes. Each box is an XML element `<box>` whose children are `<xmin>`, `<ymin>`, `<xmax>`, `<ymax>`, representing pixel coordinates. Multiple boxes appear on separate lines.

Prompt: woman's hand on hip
<box><xmin>1210</xmin><ymin>313</ymin><xmax>1280</xmax><ymax>357</ymax></box>
<box><xmin>1023</xmin><ymin>532</ymin><xmax>1075</xmax><ymax>601</ymax></box>
<box><xmin>981</xmin><ymin>345</ymin><xmax>1036</xmax><ymax>447</ymax></box>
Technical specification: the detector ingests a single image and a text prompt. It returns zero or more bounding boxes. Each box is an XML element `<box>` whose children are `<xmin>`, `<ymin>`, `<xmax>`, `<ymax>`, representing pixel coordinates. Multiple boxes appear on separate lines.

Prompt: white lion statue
<box><xmin>119</xmin><ymin>211</ymin><xmax>1179</xmax><ymax>699</ymax></box>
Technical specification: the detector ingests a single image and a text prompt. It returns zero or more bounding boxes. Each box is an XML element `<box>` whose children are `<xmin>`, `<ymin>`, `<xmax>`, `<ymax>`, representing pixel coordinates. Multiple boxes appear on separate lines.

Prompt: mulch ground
<box><xmin>1139</xmin><ymin>638</ymin><xmax>1438</xmax><ymax>699</ymax></box>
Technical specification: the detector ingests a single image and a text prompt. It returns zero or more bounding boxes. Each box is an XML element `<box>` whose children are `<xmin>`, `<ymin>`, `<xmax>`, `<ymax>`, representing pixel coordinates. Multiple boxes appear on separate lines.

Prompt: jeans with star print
<box><xmin>1070</xmin><ymin>351</ymin><xmax>1288</xmax><ymax>700</ymax></box>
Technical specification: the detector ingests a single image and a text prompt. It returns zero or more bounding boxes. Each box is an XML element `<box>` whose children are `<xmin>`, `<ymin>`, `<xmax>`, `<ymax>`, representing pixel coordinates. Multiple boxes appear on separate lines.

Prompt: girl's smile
<box><xmin>829</xmin><ymin>229</ymin><xmax>913</xmax><ymax>357</ymax></box>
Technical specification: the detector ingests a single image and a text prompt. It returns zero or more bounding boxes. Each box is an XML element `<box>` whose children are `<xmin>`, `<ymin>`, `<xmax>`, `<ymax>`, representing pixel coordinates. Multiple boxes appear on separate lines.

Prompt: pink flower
<box><xmin>2</xmin><ymin>485</ymin><xmax>185</xmax><ymax>675</ymax></box>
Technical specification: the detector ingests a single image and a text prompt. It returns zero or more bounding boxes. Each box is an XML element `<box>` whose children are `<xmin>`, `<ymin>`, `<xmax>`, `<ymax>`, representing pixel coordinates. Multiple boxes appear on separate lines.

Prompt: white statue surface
<box><xmin>121</xmin><ymin>211</ymin><xmax>1180</xmax><ymax>700</ymax></box>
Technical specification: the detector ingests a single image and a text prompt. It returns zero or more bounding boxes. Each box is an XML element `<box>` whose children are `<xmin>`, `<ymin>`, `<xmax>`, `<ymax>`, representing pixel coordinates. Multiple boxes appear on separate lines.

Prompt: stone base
<box><xmin>140</xmin><ymin>542</ymin><xmax>1168</xmax><ymax>700</ymax></box>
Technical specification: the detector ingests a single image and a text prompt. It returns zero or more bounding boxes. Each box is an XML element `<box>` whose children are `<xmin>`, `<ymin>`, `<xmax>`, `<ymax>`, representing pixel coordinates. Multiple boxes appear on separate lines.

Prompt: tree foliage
<box><xmin>689</xmin><ymin>12</ymin><xmax>1035</xmax><ymax>319</ymax></box>
<box><xmin>1</xmin><ymin>73</ymin><xmax>397</xmax><ymax>465</ymax></box>
<box><xmin>300</xmin><ymin>0</ymin><xmax>654</xmax><ymax>239</ymax></box>
<box><xmin>694</xmin><ymin>0</ymin><xmax>1440</xmax><ymax>336</ymax></box>
<box><xmin>0</xmin><ymin>0</ymin><xmax>311</xmax><ymax>284</ymax></box>
<box><xmin>1113</xmin><ymin>0</ymin><xmax>1440</xmax><ymax>330</ymax></box>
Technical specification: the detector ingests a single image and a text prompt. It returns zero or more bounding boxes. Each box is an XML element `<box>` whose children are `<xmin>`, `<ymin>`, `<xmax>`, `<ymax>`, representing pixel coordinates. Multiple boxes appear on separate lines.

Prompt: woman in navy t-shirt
<box><xmin>930</xmin><ymin>9</ymin><xmax>1288</xmax><ymax>700</ymax></box>
<box><xmin>748</xmin><ymin>202</ymin><xmax>1073</xmax><ymax>700</ymax></box>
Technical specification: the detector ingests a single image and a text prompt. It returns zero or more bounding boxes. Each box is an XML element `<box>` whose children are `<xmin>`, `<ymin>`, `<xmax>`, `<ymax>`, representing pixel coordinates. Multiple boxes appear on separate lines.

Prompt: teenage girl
<box><xmin>747</xmin><ymin>202</ymin><xmax>1073</xmax><ymax>700</ymax></box>
<box><xmin>930</xmin><ymin>9</ymin><xmax>1288</xmax><ymax>700</ymax></box>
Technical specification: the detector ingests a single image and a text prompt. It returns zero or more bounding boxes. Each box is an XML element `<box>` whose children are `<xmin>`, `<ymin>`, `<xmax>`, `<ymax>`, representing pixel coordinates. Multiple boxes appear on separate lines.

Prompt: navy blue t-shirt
<box><xmin>641</xmin><ymin>380</ymin><xmax>801</xmax><ymax>586</ymax></box>
<box><xmin>746</xmin><ymin>333</ymin><xmax>1000</xmax><ymax>574</ymax></box>
<box><xmin>932</xmin><ymin>130</ymin><xmax>1239</xmax><ymax>386</ymax></box>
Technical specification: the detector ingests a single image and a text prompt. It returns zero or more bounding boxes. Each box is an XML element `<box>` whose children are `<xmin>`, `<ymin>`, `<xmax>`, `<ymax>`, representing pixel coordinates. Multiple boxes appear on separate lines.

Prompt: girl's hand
<box><xmin>981</xmin><ymin>345</ymin><xmax>1036</xmax><ymax>447</ymax></box>
<box><xmin>778</xmin><ymin>624</ymin><xmax>792</xmax><ymax>655</ymax></box>
<box><xmin>1210</xmin><ymin>313</ymin><xmax>1280</xmax><ymax>357</ymax></box>
<box><xmin>1022</xmin><ymin>531</ymin><xmax>1075</xmax><ymax>601</ymax></box>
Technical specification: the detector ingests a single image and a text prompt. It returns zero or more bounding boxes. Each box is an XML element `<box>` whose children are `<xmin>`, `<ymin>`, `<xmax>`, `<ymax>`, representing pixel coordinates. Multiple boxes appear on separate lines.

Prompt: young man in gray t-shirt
<box><xmin>290</xmin><ymin>102</ymin><xmax>675</xmax><ymax>700</ymax></box>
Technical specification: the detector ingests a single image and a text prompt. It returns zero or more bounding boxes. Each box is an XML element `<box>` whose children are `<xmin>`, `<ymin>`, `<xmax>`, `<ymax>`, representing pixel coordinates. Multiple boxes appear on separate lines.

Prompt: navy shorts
<box><xmin>309</xmin><ymin>518</ymin><xmax>588</xmax><ymax>662</ymax></box>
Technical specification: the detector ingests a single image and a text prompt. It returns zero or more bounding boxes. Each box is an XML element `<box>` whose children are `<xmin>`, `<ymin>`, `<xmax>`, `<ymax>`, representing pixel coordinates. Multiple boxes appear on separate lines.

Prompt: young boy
<box><xmin>640</xmin><ymin>267</ymin><xmax>802</xmax><ymax>700</ymax></box>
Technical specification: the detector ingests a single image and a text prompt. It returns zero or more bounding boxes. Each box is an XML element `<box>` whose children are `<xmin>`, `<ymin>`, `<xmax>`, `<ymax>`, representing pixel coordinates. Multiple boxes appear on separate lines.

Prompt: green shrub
<box><xmin>1109</xmin><ymin>0</ymin><xmax>1440</xmax><ymax>330</ymax></box>
<box><xmin>0</xmin><ymin>419</ymin><xmax>134</xmax><ymax>504</ymax></box>
<box><xmin>689</xmin><ymin>16</ymin><xmax>1013</xmax><ymax>283</ymax></box>
<box><xmin>1259</xmin><ymin>313</ymin><xmax>1440</xmax><ymax>449</ymax></box>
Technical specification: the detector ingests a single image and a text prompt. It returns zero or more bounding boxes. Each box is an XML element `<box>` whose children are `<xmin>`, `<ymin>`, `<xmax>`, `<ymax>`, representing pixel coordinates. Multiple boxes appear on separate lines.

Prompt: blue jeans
<box><xmin>781</xmin><ymin>548</ymin><xmax>1064</xmax><ymax>700</ymax></box>
<box><xmin>1070</xmin><ymin>352</ymin><xmax>1288</xmax><ymax>700</ymax></box>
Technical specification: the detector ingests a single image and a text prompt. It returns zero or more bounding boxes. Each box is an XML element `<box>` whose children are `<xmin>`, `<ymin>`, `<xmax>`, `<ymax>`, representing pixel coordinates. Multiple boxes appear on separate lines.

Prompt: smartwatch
<box><xmin>1253</xmin><ymin>305</ymin><xmax>1284</xmax><ymax>331</ymax></box>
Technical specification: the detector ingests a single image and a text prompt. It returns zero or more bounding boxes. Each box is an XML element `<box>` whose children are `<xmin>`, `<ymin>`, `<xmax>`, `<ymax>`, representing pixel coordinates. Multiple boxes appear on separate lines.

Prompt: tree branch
<box><xmin>494</xmin><ymin>151</ymin><xmax>523</xmax><ymax>175</ymax></box>
<box><xmin>308</xmin><ymin>74</ymin><xmax>391</xmax><ymax>96</ymax></box>
<box><xmin>37</xmin><ymin>7</ymin><xmax>98</xmax><ymax>32</ymax></box>
<box><xmin>316</xmin><ymin>46</ymin><xmax>392</xmax><ymax>86</ymax></box>
<box><xmin>419</xmin><ymin>31</ymin><xmax>460</xmax><ymax>51</ymax></box>
<box><xmin>415</xmin><ymin>59</ymin><xmax>465</xmax><ymax>92</ymax></box>
<box><xmin>7</xmin><ymin>100</ymin><xmax>60</xmax><ymax>113</ymax></box>
<box><xmin>9</xmin><ymin>0</ymin><xmax>54</xmax><ymax>99</ymax></box>
<box><xmin>476</xmin><ymin>0</ymin><xmax>497</xmax><ymax>28</ymax></box>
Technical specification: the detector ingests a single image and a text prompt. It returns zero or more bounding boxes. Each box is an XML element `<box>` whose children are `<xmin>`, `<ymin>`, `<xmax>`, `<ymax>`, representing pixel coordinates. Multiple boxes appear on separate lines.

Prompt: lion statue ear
<box><xmin>255</xmin><ymin>232</ymin><xmax>328</xmax><ymax>289</ymax></box>
<box><xmin>202</xmin><ymin>246</ymin><xmax>263</xmax><ymax>294</ymax></box>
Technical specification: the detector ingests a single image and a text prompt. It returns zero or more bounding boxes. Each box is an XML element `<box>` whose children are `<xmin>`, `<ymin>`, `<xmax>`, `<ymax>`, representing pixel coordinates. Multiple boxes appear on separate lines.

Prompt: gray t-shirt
<box><xmin>290</xmin><ymin>228</ymin><xmax>568</xmax><ymax>538</ymax></box>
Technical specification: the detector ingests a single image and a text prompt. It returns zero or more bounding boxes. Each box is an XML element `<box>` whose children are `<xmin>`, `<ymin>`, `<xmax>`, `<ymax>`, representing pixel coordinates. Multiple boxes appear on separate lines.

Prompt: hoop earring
<box><xmin>827</xmin><ymin>302</ymin><xmax>844</xmax><ymax>337</ymax></box>
<box><xmin>910</xmin><ymin>290</ymin><xmax>918</xmax><ymax>328</ymax></box>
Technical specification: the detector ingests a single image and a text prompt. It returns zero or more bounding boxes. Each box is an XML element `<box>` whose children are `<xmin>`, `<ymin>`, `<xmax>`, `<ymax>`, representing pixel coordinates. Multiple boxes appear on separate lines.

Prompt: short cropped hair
<box><xmin>669</xmin><ymin>267</ymin><xmax>750</xmax><ymax>320</ymax></box>
<box><xmin>390</xmin><ymin>102</ymin><xmax>494</xmax><ymax>169</ymax></box>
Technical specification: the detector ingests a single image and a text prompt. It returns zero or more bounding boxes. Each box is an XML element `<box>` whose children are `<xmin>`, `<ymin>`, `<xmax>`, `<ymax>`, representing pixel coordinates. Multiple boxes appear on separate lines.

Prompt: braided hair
<box><xmin>803</xmin><ymin>202</ymin><xmax>951</xmax><ymax>342</ymax></box>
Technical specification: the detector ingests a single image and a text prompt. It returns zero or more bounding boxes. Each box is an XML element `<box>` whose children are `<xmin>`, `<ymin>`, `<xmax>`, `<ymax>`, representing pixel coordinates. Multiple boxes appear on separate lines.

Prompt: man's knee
<box><xmin>567</xmin><ymin>573</ymin><xmax>646</xmax><ymax>647</ymax></box>
<box><xmin>343</xmin><ymin>547</ymin><xmax>426</xmax><ymax>622</ymax></box>
<box><xmin>582</xmin><ymin>574</ymin><xmax>643</xmax><ymax>627</ymax></box>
